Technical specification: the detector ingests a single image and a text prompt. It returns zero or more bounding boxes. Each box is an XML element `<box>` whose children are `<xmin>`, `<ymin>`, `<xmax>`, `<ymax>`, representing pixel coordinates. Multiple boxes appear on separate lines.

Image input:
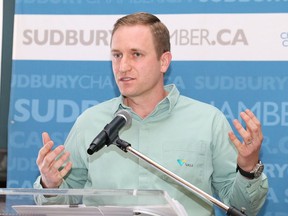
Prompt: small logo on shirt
<box><xmin>177</xmin><ymin>159</ymin><xmax>193</xmax><ymax>167</ymax></box>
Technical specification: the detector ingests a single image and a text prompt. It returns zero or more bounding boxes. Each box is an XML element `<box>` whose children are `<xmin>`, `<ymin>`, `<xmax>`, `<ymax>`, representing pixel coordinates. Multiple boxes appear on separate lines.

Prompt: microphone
<box><xmin>87</xmin><ymin>109</ymin><xmax>132</xmax><ymax>155</ymax></box>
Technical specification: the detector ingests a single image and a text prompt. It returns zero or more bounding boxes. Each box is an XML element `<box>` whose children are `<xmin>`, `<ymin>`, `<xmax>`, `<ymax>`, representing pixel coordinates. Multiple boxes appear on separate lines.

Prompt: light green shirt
<box><xmin>34</xmin><ymin>84</ymin><xmax>268</xmax><ymax>216</ymax></box>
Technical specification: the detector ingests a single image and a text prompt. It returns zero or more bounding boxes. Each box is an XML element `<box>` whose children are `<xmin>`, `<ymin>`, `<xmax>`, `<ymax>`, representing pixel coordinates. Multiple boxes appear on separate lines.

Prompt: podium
<box><xmin>0</xmin><ymin>188</ymin><xmax>187</xmax><ymax>216</ymax></box>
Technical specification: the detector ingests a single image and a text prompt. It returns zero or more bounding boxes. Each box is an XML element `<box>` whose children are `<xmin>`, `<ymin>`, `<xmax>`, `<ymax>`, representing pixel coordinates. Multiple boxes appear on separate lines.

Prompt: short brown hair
<box><xmin>111</xmin><ymin>12</ymin><xmax>171</xmax><ymax>59</ymax></box>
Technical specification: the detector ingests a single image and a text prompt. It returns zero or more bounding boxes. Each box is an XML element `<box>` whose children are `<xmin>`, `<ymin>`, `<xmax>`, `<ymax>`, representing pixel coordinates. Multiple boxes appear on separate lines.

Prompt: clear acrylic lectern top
<box><xmin>0</xmin><ymin>188</ymin><xmax>187</xmax><ymax>216</ymax></box>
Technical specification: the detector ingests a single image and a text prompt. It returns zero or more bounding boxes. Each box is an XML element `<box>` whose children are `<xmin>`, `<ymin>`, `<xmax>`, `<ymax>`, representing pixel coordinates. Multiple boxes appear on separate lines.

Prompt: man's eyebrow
<box><xmin>111</xmin><ymin>49</ymin><xmax>120</xmax><ymax>52</ymax></box>
<box><xmin>130</xmin><ymin>48</ymin><xmax>141</xmax><ymax>52</ymax></box>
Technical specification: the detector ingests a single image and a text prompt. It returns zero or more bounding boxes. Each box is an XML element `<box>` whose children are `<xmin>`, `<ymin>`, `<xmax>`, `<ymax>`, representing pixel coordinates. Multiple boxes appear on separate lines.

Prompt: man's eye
<box><xmin>133</xmin><ymin>52</ymin><xmax>142</xmax><ymax>57</ymax></box>
<box><xmin>112</xmin><ymin>53</ymin><xmax>122</xmax><ymax>58</ymax></box>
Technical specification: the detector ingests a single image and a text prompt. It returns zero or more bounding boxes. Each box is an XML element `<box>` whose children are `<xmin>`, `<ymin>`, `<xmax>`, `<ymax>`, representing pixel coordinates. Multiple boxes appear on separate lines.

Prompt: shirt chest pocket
<box><xmin>161</xmin><ymin>141</ymin><xmax>209</xmax><ymax>186</ymax></box>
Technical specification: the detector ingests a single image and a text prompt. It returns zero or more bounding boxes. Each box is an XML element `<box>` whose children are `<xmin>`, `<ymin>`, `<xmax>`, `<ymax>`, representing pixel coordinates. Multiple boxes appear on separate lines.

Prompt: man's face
<box><xmin>111</xmin><ymin>25</ymin><xmax>169</xmax><ymax>99</ymax></box>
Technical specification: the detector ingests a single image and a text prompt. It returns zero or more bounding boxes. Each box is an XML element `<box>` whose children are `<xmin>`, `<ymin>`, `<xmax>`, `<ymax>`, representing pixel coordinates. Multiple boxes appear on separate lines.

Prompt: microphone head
<box><xmin>116</xmin><ymin>109</ymin><xmax>132</xmax><ymax>129</ymax></box>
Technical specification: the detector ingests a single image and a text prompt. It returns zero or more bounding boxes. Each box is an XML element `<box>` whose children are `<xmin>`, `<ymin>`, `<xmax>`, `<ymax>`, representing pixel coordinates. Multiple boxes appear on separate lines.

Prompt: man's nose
<box><xmin>119</xmin><ymin>56</ymin><xmax>132</xmax><ymax>73</ymax></box>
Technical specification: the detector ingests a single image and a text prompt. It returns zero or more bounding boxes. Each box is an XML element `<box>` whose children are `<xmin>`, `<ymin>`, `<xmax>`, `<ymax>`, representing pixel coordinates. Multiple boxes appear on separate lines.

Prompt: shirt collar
<box><xmin>112</xmin><ymin>84</ymin><xmax>180</xmax><ymax>118</ymax></box>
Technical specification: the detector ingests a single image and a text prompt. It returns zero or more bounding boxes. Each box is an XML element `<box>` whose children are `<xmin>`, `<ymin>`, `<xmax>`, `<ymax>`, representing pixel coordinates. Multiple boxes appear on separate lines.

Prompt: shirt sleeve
<box><xmin>226</xmin><ymin>172</ymin><xmax>268</xmax><ymax>216</ymax></box>
<box><xmin>33</xmin><ymin>175</ymin><xmax>72</xmax><ymax>205</ymax></box>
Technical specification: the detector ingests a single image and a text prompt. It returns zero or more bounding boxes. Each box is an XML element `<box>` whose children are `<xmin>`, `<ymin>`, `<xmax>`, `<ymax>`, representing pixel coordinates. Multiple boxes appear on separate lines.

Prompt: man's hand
<box><xmin>228</xmin><ymin>109</ymin><xmax>263</xmax><ymax>172</ymax></box>
<box><xmin>36</xmin><ymin>132</ymin><xmax>72</xmax><ymax>188</ymax></box>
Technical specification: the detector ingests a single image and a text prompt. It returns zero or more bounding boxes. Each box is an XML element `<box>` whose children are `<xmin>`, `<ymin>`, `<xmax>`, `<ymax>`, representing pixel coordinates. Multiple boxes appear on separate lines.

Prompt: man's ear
<box><xmin>160</xmin><ymin>51</ymin><xmax>172</xmax><ymax>73</ymax></box>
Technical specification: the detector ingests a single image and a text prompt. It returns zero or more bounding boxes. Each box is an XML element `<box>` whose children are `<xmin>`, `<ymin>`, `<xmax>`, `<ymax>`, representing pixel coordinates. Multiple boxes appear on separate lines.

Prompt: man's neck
<box><xmin>124</xmin><ymin>90</ymin><xmax>168</xmax><ymax>119</ymax></box>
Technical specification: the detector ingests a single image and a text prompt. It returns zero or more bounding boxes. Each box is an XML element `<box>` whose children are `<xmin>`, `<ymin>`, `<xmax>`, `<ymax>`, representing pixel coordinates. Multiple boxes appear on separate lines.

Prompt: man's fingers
<box><xmin>59</xmin><ymin>161</ymin><xmax>72</xmax><ymax>178</ymax></box>
<box><xmin>39</xmin><ymin>151</ymin><xmax>72</xmax><ymax>189</ymax></box>
<box><xmin>245</xmin><ymin>109</ymin><xmax>261</xmax><ymax>127</ymax></box>
<box><xmin>228</xmin><ymin>131</ymin><xmax>242</xmax><ymax>150</ymax></box>
<box><xmin>244</xmin><ymin>109</ymin><xmax>263</xmax><ymax>141</ymax></box>
<box><xmin>52</xmin><ymin>151</ymin><xmax>71</xmax><ymax>172</ymax></box>
<box><xmin>36</xmin><ymin>141</ymin><xmax>54</xmax><ymax>166</ymax></box>
<box><xmin>232</xmin><ymin>119</ymin><xmax>252</xmax><ymax>143</ymax></box>
<box><xmin>37</xmin><ymin>132</ymin><xmax>54</xmax><ymax>169</ymax></box>
<box><xmin>42</xmin><ymin>132</ymin><xmax>52</xmax><ymax>145</ymax></box>
<box><xmin>40</xmin><ymin>145</ymin><xmax>65</xmax><ymax>173</ymax></box>
<box><xmin>240</xmin><ymin>110</ymin><xmax>263</xmax><ymax>146</ymax></box>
